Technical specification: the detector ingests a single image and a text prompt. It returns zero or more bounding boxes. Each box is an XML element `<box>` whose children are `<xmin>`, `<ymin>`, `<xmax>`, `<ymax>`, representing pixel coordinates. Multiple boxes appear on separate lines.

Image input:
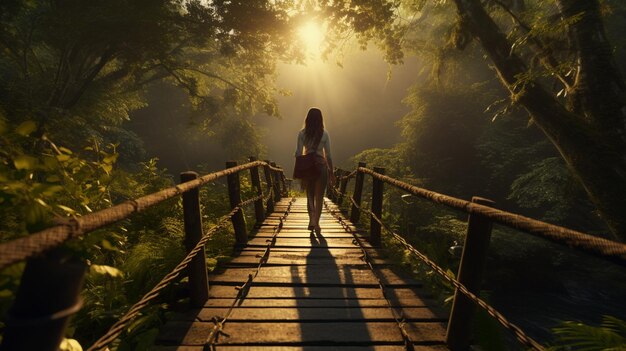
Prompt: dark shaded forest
<box><xmin>1</xmin><ymin>0</ymin><xmax>626</xmax><ymax>350</ymax></box>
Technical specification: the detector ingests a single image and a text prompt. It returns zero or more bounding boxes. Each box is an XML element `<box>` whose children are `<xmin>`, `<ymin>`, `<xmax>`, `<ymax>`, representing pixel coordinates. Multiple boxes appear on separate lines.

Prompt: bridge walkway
<box><xmin>153</xmin><ymin>197</ymin><xmax>448</xmax><ymax>350</ymax></box>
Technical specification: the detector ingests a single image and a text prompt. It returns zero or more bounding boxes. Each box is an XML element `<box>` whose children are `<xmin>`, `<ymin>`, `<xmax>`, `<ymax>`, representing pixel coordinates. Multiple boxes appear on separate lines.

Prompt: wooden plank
<box><xmin>157</xmin><ymin>321</ymin><xmax>446</xmax><ymax>345</ymax></box>
<box><xmin>209</xmin><ymin>266</ymin><xmax>421</xmax><ymax>287</ymax></box>
<box><xmin>207</xmin><ymin>286</ymin><xmax>435</xmax><ymax>304</ymax></box>
<box><xmin>246</xmin><ymin>237</ymin><xmax>369</xmax><ymax>249</ymax></box>
<box><xmin>168</xmin><ymin>307</ymin><xmax>446</xmax><ymax>322</ymax></box>
<box><xmin>209</xmin><ymin>265</ymin><xmax>422</xmax><ymax>287</ymax></box>
<box><xmin>203</xmin><ymin>298</ymin><xmax>433</xmax><ymax>308</ymax></box>
<box><xmin>157</xmin><ymin>321</ymin><xmax>402</xmax><ymax>345</ymax></box>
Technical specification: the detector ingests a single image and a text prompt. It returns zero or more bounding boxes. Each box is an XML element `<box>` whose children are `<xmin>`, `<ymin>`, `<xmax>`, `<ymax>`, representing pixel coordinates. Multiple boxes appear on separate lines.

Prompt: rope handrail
<box><xmin>336</xmin><ymin>169</ymin><xmax>357</xmax><ymax>181</ymax></box>
<box><xmin>0</xmin><ymin>160</ymin><xmax>280</xmax><ymax>269</ymax></box>
<box><xmin>338</xmin><ymin>190</ymin><xmax>545</xmax><ymax>350</ymax></box>
<box><xmin>357</xmin><ymin>167</ymin><xmax>626</xmax><ymax>266</ymax></box>
<box><xmin>87</xmin><ymin>193</ymin><xmax>267</xmax><ymax>351</ymax></box>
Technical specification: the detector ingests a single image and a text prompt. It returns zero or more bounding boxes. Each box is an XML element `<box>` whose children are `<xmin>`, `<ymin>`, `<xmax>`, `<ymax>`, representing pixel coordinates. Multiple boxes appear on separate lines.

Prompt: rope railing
<box><xmin>357</xmin><ymin>167</ymin><xmax>626</xmax><ymax>266</ymax></box>
<box><xmin>343</xmin><ymin>193</ymin><xmax>544</xmax><ymax>350</ymax></box>
<box><xmin>328</xmin><ymin>164</ymin><xmax>626</xmax><ymax>350</ymax></box>
<box><xmin>0</xmin><ymin>158</ymin><xmax>287</xmax><ymax>351</ymax></box>
<box><xmin>0</xmin><ymin>161</ymin><xmax>282</xmax><ymax>269</ymax></box>
<box><xmin>88</xmin><ymin>193</ymin><xmax>270</xmax><ymax>351</ymax></box>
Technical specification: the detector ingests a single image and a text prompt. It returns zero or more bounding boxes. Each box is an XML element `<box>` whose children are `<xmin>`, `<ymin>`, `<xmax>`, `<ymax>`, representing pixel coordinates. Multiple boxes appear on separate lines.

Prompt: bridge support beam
<box><xmin>350</xmin><ymin>162</ymin><xmax>367</xmax><ymax>224</ymax></box>
<box><xmin>370</xmin><ymin>167</ymin><xmax>385</xmax><ymax>247</ymax></box>
<box><xmin>226</xmin><ymin>161</ymin><xmax>248</xmax><ymax>245</ymax></box>
<box><xmin>180</xmin><ymin>171</ymin><xmax>210</xmax><ymax>307</ymax></box>
<box><xmin>249</xmin><ymin>157</ymin><xmax>266</xmax><ymax>227</ymax></box>
<box><xmin>446</xmin><ymin>196</ymin><xmax>495</xmax><ymax>351</ymax></box>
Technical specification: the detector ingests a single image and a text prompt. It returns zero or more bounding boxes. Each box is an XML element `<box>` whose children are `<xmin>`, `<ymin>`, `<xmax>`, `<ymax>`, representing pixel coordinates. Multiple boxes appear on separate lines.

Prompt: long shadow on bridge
<box><xmin>291</xmin><ymin>230</ymin><xmax>375</xmax><ymax>350</ymax></box>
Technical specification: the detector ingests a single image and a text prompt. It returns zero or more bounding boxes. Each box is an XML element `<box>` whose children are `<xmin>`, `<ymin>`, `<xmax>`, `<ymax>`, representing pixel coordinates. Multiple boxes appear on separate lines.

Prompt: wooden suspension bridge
<box><xmin>0</xmin><ymin>158</ymin><xmax>625</xmax><ymax>351</ymax></box>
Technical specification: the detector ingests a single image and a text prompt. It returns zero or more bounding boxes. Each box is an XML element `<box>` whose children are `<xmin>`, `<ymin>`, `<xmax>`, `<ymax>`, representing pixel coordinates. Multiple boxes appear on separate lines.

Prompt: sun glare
<box><xmin>298</xmin><ymin>21</ymin><xmax>325</xmax><ymax>58</ymax></box>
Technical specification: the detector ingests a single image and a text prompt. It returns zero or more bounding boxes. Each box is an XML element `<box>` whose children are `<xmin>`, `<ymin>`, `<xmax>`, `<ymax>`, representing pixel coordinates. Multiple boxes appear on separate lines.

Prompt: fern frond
<box><xmin>552</xmin><ymin>317</ymin><xmax>626</xmax><ymax>350</ymax></box>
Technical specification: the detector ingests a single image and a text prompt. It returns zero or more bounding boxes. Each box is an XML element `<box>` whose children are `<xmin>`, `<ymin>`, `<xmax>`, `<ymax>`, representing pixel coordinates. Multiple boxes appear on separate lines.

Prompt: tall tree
<box><xmin>445</xmin><ymin>0</ymin><xmax>626</xmax><ymax>240</ymax></box>
<box><xmin>332</xmin><ymin>0</ymin><xmax>626</xmax><ymax>240</ymax></box>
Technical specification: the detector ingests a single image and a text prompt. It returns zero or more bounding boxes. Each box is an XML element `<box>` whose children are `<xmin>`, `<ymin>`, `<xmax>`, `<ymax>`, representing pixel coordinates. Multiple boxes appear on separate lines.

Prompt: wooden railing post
<box><xmin>270</xmin><ymin>162</ymin><xmax>282</xmax><ymax>202</ymax></box>
<box><xmin>327</xmin><ymin>168</ymin><xmax>337</xmax><ymax>202</ymax></box>
<box><xmin>263</xmin><ymin>161</ymin><xmax>275</xmax><ymax>214</ymax></box>
<box><xmin>279</xmin><ymin>171</ymin><xmax>288</xmax><ymax>197</ymax></box>
<box><xmin>370</xmin><ymin>167</ymin><xmax>385</xmax><ymax>247</ymax></box>
<box><xmin>249</xmin><ymin>157</ymin><xmax>266</xmax><ymax>226</ymax></box>
<box><xmin>226</xmin><ymin>161</ymin><xmax>248</xmax><ymax>245</ymax></box>
<box><xmin>180</xmin><ymin>171</ymin><xmax>209</xmax><ymax>307</ymax></box>
<box><xmin>446</xmin><ymin>196</ymin><xmax>495</xmax><ymax>351</ymax></box>
<box><xmin>0</xmin><ymin>250</ymin><xmax>85</xmax><ymax>351</ymax></box>
<box><xmin>337</xmin><ymin>170</ymin><xmax>349</xmax><ymax>207</ymax></box>
<box><xmin>350</xmin><ymin>162</ymin><xmax>367</xmax><ymax>224</ymax></box>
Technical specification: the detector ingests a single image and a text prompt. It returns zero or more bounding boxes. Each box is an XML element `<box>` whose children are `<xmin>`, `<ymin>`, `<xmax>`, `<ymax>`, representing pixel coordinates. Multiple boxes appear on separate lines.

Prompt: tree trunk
<box><xmin>452</xmin><ymin>0</ymin><xmax>626</xmax><ymax>241</ymax></box>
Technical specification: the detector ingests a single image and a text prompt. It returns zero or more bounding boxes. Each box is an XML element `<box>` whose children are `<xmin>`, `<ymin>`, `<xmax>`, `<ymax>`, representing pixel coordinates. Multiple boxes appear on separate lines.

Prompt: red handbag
<box><xmin>293</xmin><ymin>139</ymin><xmax>321</xmax><ymax>179</ymax></box>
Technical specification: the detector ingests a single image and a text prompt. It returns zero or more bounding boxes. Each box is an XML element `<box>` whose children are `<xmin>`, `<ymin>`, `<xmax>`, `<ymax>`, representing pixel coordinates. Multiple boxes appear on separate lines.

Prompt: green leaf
<box><xmin>101</xmin><ymin>163</ymin><xmax>113</xmax><ymax>174</ymax></box>
<box><xmin>13</xmin><ymin>155</ymin><xmax>38</xmax><ymax>170</ymax></box>
<box><xmin>56</xmin><ymin>154</ymin><xmax>71</xmax><ymax>162</ymax></box>
<box><xmin>15</xmin><ymin>121</ymin><xmax>37</xmax><ymax>136</ymax></box>
<box><xmin>56</xmin><ymin>204</ymin><xmax>76</xmax><ymax>214</ymax></box>
<box><xmin>90</xmin><ymin>264</ymin><xmax>124</xmax><ymax>278</ymax></box>
<box><xmin>58</xmin><ymin>146</ymin><xmax>73</xmax><ymax>155</ymax></box>
<box><xmin>103</xmin><ymin>154</ymin><xmax>118</xmax><ymax>164</ymax></box>
<box><xmin>101</xmin><ymin>239</ymin><xmax>116</xmax><ymax>251</ymax></box>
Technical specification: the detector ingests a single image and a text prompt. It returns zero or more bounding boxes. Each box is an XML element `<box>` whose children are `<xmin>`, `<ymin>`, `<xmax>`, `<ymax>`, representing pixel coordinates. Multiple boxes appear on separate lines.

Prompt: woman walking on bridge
<box><xmin>294</xmin><ymin>108</ymin><xmax>335</xmax><ymax>232</ymax></box>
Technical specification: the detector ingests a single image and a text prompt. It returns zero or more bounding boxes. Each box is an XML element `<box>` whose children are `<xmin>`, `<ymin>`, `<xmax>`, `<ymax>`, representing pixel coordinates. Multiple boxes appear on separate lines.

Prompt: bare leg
<box><xmin>313</xmin><ymin>167</ymin><xmax>328</xmax><ymax>230</ymax></box>
<box><xmin>305</xmin><ymin>180</ymin><xmax>315</xmax><ymax>229</ymax></box>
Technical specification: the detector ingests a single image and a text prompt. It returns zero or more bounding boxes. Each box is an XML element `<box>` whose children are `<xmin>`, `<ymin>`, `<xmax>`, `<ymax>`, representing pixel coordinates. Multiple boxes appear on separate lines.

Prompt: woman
<box><xmin>295</xmin><ymin>108</ymin><xmax>335</xmax><ymax>232</ymax></box>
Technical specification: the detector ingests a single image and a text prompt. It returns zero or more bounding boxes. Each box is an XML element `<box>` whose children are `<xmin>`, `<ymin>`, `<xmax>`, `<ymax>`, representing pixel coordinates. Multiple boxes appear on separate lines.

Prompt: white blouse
<box><xmin>295</xmin><ymin>129</ymin><xmax>332</xmax><ymax>161</ymax></box>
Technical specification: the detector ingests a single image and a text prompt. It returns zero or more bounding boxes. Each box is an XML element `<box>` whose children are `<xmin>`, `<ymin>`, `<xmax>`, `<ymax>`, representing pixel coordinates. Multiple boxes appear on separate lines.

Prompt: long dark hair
<box><xmin>304</xmin><ymin>107</ymin><xmax>324</xmax><ymax>146</ymax></box>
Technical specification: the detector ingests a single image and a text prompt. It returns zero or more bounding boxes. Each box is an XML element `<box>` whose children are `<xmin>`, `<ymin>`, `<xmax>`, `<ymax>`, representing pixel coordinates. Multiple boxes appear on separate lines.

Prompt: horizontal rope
<box><xmin>336</xmin><ymin>169</ymin><xmax>357</xmax><ymax>181</ymax></box>
<box><xmin>347</xmin><ymin>194</ymin><xmax>544</xmax><ymax>350</ymax></box>
<box><xmin>87</xmin><ymin>193</ymin><xmax>266</xmax><ymax>351</ymax></box>
<box><xmin>0</xmin><ymin>161</ymin><xmax>282</xmax><ymax>269</ymax></box>
<box><xmin>267</xmin><ymin>165</ymin><xmax>283</xmax><ymax>172</ymax></box>
<box><xmin>358</xmin><ymin>167</ymin><xmax>626</xmax><ymax>266</ymax></box>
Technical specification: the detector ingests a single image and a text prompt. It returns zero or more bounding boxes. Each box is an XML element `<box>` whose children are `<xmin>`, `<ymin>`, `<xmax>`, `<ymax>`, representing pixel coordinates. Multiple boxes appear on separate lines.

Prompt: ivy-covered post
<box><xmin>446</xmin><ymin>196</ymin><xmax>495</xmax><ymax>350</ymax></box>
<box><xmin>226</xmin><ymin>161</ymin><xmax>248</xmax><ymax>245</ymax></box>
<box><xmin>180</xmin><ymin>171</ymin><xmax>209</xmax><ymax>307</ymax></box>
